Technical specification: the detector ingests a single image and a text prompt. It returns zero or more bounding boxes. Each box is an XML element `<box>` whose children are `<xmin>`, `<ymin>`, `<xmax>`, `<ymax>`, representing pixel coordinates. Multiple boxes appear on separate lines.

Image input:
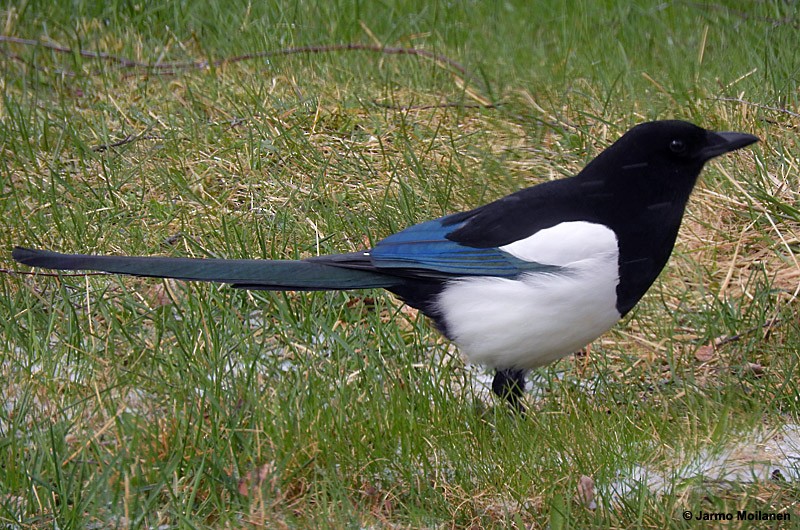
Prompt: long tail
<box><xmin>12</xmin><ymin>247</ymin><xmax>398</xmax><ymax>291</ymax></box>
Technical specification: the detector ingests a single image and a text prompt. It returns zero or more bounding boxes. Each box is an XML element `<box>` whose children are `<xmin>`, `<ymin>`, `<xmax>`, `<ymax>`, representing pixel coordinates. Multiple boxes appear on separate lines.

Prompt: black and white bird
<box><xmin>13</xmin><ymin>120</ymin><xmax>758</xmax><ymax>410</ymax></box>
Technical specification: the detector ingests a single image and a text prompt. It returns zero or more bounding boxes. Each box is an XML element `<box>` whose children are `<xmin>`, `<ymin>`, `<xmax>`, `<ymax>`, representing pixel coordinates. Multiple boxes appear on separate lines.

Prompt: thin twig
<box><xmin>0</xmin><ymin>45</ymin><xmax>76</xmax><ymax>76</ymax></box>
<box><xmin>0</xmin><ymin>35</ymin><xmax>147</xmax><ymax>67</ymax></box>
<box><xmin>210</xmin><ymin>44</ymin><xmax>474</xmax><ymax>81</ymax></box>
<box><xmin>715</xmin><ymin>96</ymin><xmax>800</xmax><ymax>119</ymax></box>
<box><xmin>373</xmin><ymin>101</ymin><xmax>498</xmax><ymax>111</ymax></box>
<box><xmin>0</xmin><ymin>36</ymin><xmax>486</xmax><ymax>93</ymax></box>
<box><xmin>713</xmin><ymin>317</ymin><xmax>783</xmax><ymax>348</ymax></box>
<box><xmin>92</xmin><ymin>133</ymin><xmax>162</xmax><ymax>152</ymax></box>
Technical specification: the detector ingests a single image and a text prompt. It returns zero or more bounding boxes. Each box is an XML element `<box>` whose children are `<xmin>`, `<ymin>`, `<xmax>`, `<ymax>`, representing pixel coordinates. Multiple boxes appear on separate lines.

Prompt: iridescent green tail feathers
<box><xmin>11</xmin><ymin>247</ymin><xmax>398</xmax><ymax>291</ymax></box>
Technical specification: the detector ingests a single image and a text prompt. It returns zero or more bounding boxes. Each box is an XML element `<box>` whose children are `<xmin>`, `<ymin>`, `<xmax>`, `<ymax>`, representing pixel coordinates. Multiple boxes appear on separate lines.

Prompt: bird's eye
<box><xmin>669</xmin><ymin>139</ymin><xmax>687</xmax><ymax>155</ymax></box>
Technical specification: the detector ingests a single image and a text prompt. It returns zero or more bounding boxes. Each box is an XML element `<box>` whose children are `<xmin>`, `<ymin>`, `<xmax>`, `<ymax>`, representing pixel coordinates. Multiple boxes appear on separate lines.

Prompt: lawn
<box><xmin>2</xmin><ymin>1</ymin><xmax>799</xmax><ymax>528</ymax></box>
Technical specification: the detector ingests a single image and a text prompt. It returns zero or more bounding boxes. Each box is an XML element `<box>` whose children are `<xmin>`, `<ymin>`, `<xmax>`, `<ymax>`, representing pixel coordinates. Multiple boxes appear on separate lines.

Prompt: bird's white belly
<box><xmin>436</xmin><ymin>252</ymin><xmax>621</xmax><ymax>369</ymax></box>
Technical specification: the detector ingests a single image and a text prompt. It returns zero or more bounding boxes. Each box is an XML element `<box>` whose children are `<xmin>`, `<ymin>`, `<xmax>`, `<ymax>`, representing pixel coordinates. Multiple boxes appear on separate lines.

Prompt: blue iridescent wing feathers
<box><xmin>368</xmin><ymin>215</ymin><xmax>557</xmax><ymax>278</ymax></box>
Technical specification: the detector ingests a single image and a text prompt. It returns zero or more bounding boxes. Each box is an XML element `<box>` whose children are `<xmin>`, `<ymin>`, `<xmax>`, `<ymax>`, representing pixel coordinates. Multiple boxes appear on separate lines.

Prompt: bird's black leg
<box><xmin>492</xmin><ymin>368</ymin><xmax>528</xmax><ymax>413</ymax></box>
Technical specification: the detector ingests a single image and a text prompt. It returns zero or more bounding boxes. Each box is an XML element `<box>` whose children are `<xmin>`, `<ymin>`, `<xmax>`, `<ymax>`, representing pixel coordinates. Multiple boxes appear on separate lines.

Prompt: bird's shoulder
<box><xmin>443</xmin><ymin>176</ymin><xmax>592</xmax><ymax>248</ymax></box>
<box><xmin>363</xmin><ymin>177</ymin><xmax>602</xmax><ymax>278</ymax></box>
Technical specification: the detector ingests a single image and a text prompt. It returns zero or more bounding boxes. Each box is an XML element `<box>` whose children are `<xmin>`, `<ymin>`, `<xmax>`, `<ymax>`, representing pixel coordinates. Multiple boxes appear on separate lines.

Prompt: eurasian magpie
<box><xmin>13</xmin><ymin>120</ymin><xmax>758</xmax><ymax>410</ymax></box>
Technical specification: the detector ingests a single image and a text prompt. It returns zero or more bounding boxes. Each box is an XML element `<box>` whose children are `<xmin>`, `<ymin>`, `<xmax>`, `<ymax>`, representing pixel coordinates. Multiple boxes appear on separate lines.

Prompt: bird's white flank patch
<box><xmin>437</xmin><ymin>222</ymin><xmax>621</xmax><ymax>369</ymax></box>
<box><xmin>499</xmin><ymin>221</ymin><xmax>618</xmax><ymax>266</ymax></box>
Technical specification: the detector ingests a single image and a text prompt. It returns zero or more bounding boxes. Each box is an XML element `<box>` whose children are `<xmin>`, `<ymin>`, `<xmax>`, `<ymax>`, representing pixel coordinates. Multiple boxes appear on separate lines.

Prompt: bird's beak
<box><xmin>700</xmin><ymin>130</ymin><xmax>760</xmax><ymax>160</ymax></box>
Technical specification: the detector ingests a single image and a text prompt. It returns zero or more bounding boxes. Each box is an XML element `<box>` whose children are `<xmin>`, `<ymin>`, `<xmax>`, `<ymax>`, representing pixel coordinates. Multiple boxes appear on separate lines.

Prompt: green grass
<box><xmin>2</xmin><ymin>1</ymin><xmax>799</xmax><ymax>528</ymax></box>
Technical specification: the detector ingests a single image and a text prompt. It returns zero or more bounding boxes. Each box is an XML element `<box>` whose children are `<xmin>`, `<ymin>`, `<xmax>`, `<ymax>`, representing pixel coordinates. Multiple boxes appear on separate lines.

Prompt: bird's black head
<box><xmin>575</xmin><ymin>120</ymin><xmax>758</xmax><ymax>316</ymax></box>
<box><xmin>581</xmin><ymin>120</ymin><xmax>759</xmax><ymax>205</ymax></box>
<box><xmin>614</xmin><ymin>119</ymin><xmax>758</xmax><ymax>166</ymax></box>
